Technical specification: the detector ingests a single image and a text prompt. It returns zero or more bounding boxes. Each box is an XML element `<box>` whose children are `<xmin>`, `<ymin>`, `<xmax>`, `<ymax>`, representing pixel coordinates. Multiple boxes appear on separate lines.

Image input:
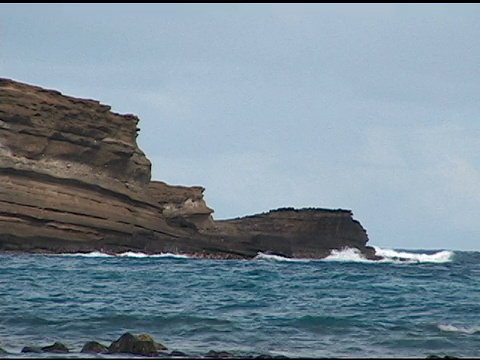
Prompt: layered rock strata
<box><xmin>0</xmin><ymin>78</ymin><xmax>380</xmax><ymax>260</ymax></box>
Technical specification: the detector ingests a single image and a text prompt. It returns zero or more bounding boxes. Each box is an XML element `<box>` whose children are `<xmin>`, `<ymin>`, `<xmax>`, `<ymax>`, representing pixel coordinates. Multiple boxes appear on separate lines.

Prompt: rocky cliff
<box><xmin>0</xmin><ymin>78</ymin><xmax>380</xmax><ymax>260</ymax></box>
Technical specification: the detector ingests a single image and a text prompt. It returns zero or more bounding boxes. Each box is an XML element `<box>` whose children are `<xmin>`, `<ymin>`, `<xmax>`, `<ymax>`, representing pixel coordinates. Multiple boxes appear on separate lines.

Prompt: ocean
<box><xmin>0</xmin><ymin>247</ymin><xmax>479</xmax><ymax>358</ymax></box>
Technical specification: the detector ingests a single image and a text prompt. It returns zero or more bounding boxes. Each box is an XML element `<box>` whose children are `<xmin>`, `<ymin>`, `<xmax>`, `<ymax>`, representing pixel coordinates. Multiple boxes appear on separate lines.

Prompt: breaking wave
<box><xmin>438</xmin><ymin>324</ymin><xmax>480</xmax><ymax>334</ymax></box>
<box><xmin>255</xmin><ymin>247</ymin><xmax>454</xmax><ymax>264</ymax></box>
<box><xmin>323</xmin><ymin>247</ymin><xmax>372</xmax><ymax>263</ymax></box>
<box><xmin>373</xmin><ymin>246</ymin><xmax>454</xmax><ymax>263</ymax></box>
<box><xmin>325</xmin><ymin>246</ymin><xmax>454</xmax><ymax>264</ymax></box>
<box><xmin>61</xmin><ymin>251</ymin><xmax>191</xmax><ymax>259</ymax></box>
<box><xmin>254</xmin><ymin>252</ymin><xmax>313</xmax><ymax>262</ymax></box>
<box><xmin>53</xmin><ymin>247</ymin><xmax>454</xmax><ymax>264</ymax></box>
<box><xmin>63</xmin><ymin>251</ymin><xmax>113</xmax><ymax>257</ymax></box>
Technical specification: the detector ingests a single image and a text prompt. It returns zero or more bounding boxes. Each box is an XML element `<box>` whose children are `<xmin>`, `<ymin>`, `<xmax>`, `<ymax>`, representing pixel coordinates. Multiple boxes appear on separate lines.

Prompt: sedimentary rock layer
<box><xmin>0</xmin><ymin>78</ymin><xmax>380</xmax><ymax>260</ymax></box>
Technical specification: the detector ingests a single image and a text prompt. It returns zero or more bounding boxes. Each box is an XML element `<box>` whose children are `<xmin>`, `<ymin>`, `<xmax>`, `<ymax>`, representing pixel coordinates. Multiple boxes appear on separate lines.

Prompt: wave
<box><xmin>49</xmin><ymin>247</ymin><xmax>454</xmax><ymax>264</ymax></box>
<box><xmin>438</xmin><ymin>324</ymin><xmax>480</xmax><ymax>334</ymax></box>
<box><xmin>254</xmin><ymin>252</ymin><xmax>314</xmax><ymax>262</ymax></box>
<box><xmin>255</xmin><ymin>247</ymin><xmax>455</xmax><ymax>264</ymax></box>
<box><xmin>373</xmin><ymin>246</ymin><xmax>454</xmax><ymax>263</ymax></box>
<box><xmin>63</xmin><ymin>251</ymin><xmax>114</xmax><ymax>257</ymax></box>
<box><xmin>325</xmin><ymin>247</ymin><xmax>454</xmax><ymax>264</ymax></box>
<box><xmin>323</xmin><ymin>247</ymin><xmax>373</xmax><ymax>263</ymax></box>
<box><xmin>61</xmin><ymin>251</ymin><xmax>191</xmax><ymax>259</ymax></box>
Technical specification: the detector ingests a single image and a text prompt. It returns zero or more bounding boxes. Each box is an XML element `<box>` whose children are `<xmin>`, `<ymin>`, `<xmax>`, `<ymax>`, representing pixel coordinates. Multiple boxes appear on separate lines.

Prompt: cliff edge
<box><xmin>0</xmin><ymin>78</ymin><xmax>380</xmax><ymax>260</ymax></box>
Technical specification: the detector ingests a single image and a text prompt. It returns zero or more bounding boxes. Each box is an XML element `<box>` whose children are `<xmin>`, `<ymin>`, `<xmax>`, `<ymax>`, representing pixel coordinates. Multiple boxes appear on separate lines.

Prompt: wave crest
<box><xmin>254</xmin><ymin>252</ymin><xmax>311</xmax><ymax>262</ymax></box>
<box><xmin>62</xmin><ymin>251</ymin><xmax>191</xmax><ymax>259</ymax></box>
<box><xmin>323</xmin><ymin>248</ymin><xmax>371</xmax><ymax>263</ymax></box>
<box><xmin>57</xmin><ymin>247</ymin><xmax>454</xmax><ymax>263</ymax></box>
<box><xmin>438</xmin><ymin>324</ymin><xmax>480</xmax><ymax>334</ymax></box>
<box><xmin>373</xmin><ymin>247</ymin><xmax>454</xmax><ymax>263</ymax></box>
<box><xmin>63</xmin><ymin>251</ymin><xmax>113</xmax><ymax>257</ymax></box>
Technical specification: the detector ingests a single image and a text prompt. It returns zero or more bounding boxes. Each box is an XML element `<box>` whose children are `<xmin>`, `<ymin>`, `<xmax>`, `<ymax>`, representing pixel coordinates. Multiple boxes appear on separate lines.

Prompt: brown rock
<box><xmin>206</xmin><ymin>350</ymin><xmax>234</xmax><ymax>358</ymax></box>
<box><xmin>80</xmin><ymin>340</ymin><xmax>108</xmax><ymax>354</ymax></box>
<box><xmin>41</xmin><ymin>341</ymin><xmax>69</xmax><ymax>353</ymax></box>
<box><xmin>107</xmin><ymin>332</ymin><xmax>166</xmax><ymax>356</ymax></box>
<box><xmin>0</xmin><ymin>78</ymin><xmax>381</xmax><ymax>261</ymax></box>
<box><xmin>137</xmin><ymin>333</ymin><xmax>167</xmax><ymax>351</ymax></box>
<box><xmin>21</xmin><ymin>346</ymin><xmax>41</xmax><ymax>353</ymax></box>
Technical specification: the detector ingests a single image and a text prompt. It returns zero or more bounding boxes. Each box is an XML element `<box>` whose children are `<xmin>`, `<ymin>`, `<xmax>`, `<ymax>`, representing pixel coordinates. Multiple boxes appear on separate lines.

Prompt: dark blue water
<box><xmin>1</xmin><ymin>247</ymin><xmax>479</xmax><ymax>358</ymax></box>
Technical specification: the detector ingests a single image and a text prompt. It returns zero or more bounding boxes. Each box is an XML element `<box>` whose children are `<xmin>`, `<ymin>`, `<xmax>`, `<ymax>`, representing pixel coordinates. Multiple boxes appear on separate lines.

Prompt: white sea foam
<box><xmin>58</xmin><ymin>247</ymin><xmax>454</xmax><ymax>263</ymax></box>
<box><xmin>438</xmin><ymin>324</ymin><xmax>480</xmax><ymax>334</ymax></box>
<box><xmin>62</xmin><ymin>251</ymin><xmax>190</xmax><ymax>259</ymax></box>
<box><xmin>115</xmin><ymin>251</ymin><xmax>191</xmax><ymax>259</ymax></box>
<box><xmin>255</xmin><ymin>246</ymin><xmax>455</xmax><ymax>264</ymax></box>
<box><xmin>315</xmin><ymin>246</ymin><xmax>454</xmax><ymax>264</ymax></box>
<box><xmin>63</xmin><ymin>251</ymin><xmax>114</xmax><ymax>257</ymax></box>
<box><xmin>322</xmin><ymin>247</ymin><xmax>372</xmax><ymax>263</ymax></box>
<box><xmin>373</xmin><ymin>246</ymin><xmax>454</xmax><ymax>263</ymax></box>
<box><xmin>254</xmin><ymin>252</ymin><xmax>312</xmax><ymax>262</ymax></box>
<box><xmin>117</xmin><ymin>251</ymin><xmax>149</xmax><ymax>258</ymax></box>
<box><xmin>149</xmin><ymin>252</ymin><xmax>191</xmax><ymax>259</ymax></box>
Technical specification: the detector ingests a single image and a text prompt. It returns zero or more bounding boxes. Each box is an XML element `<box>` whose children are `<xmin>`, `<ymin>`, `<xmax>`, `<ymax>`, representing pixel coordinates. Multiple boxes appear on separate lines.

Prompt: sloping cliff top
<box><xmin>0</xmin><ymin>78</ymin><xmax>151</xmax><ymax>197</ymax></box>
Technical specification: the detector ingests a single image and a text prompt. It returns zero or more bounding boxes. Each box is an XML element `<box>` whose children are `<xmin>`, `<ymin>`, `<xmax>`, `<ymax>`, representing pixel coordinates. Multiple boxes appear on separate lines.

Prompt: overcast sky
<box><xmin>1</xmin><ymin>3</ymin><xmax>479</xmax><ymax>251</ymax></box>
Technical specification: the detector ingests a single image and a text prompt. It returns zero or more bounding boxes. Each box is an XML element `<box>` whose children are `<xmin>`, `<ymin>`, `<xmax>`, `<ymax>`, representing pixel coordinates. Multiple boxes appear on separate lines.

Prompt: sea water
<box><xmin>0</xmin><ymin>247</ymin><xmax>479</xmax><ymax>358</ymax></box>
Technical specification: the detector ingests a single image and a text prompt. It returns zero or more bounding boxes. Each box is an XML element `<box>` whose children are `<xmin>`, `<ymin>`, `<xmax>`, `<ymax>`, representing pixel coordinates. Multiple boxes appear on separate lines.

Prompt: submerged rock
<box><xmin>205</xmin><ymin>350</ymin><xmax>234</xmax><ymax>358</ymax></box>
<box><xmin>21</xmin><ymin>346</ymin><xmax>41</xmax><ymax>353</ymax></box>
<box><xmin>41</xmin><ymin>341</ymin><xmax>69</xmax><ymax>353</ymax></box>
<box><xmin>0</xmin><ymin>78</ymin><xmax>379</xmax><ymax>260</ymax></box>
<box><xmin>170</xmin><ymin>350</ymin><xmax>189</xmax><ymax>357</ymax></box>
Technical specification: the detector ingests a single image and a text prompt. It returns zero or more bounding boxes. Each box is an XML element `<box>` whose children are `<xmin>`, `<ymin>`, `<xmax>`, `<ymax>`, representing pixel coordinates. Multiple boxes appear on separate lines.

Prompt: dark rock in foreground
<box><xmin>21</xmin><ymin>342</ymin><xmax>69</xmax><ymax>354</ymax></box>
<box><xmin>107</xmin><ymin>332</ymin><xmax>167</xmax><ymax>356</ymax></box>
<box><xmin>41</xmin><ymin>341</ymin><xmax>69</xmax><ymax>353</ymax></box>
<box><xmin>6</xmin><ymin>331</ymin><xmax>414</xmax><ymax>358</ymax></box>
<box><xmin>20</xmin><ymin>346</ymin><xmax>42</xmax><ymax>353</ymax></box>
<box><xmin>0</xmin><ymin>78</ymin><xmax>381</xmax><ymax>260</ymax></box>
<box><xmin>205</xmin><ymin>350</ymin><xmax>234</xmax><ymax>358</ymax></box>
<box><xmin>80</xmin><ymin>340</ymin><xmax>108</xmax><ymax>354</ymax></box>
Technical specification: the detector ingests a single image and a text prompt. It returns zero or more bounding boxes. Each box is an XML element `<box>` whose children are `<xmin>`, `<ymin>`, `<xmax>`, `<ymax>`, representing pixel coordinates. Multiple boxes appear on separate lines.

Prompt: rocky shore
<box><xmin>0</xmin><ymin>78</ymin><xmax>381</xmax><ymax>260</ymax></box>
<box><xmin>0</xmin><ymin>332</ymin><xmax>458</xmax><ymax>359</ymax></box>
<box><xmin>0</xmin><ymin>332</ymin><xmax>287</xmax><ymax>358</ymax></box>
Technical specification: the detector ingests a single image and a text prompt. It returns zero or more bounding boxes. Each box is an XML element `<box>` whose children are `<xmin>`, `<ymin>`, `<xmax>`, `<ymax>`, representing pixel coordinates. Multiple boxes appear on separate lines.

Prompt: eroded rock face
<box><xmin>0</xmin><ymin>78</ymin><xmax>379</xmax><ymax>260</ymax></box>
<box><xmin>148</xmin><ymin>180</ymin><xmax>215</xmax><ymax>230</ymax></box>
<box><xmin>0</xmin><ymin>79</ymin><xmax>150</xmax><ymax>190</ymax></box>
<box><xmin>0</xmin><ymin>78</ymin><xmax>184</xmax><ymax>253</ymax></box>
<box><xmin>214</xmin><ymin>208</ymin><xmax>372</xmax><ymax>259</ymax></box>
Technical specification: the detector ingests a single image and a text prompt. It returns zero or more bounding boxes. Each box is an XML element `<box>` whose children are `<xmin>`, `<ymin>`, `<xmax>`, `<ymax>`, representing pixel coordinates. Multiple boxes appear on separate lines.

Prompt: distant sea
<box><xmin>1</xmin><ymin>246</ymin><xmax>479</xmax><ymax>358</ymax></box>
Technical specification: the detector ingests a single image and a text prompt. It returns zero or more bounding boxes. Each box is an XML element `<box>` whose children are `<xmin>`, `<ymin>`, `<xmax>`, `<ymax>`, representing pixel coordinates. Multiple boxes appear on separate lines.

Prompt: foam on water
<box><xmin>254</xmin><ymin>252</ymin><xmax>311</xmax><ymax>262</ymax></box>
<box><xmin>63</xmin><ymin>251</ymin><xmax>114</xmax><ymax>257</ymax></box>
<box><xmin>373</xmin><ymin>246</ymin><xmax>454</xmax><ymax>263</ymax></box>
<box><xmin>150</xmin><ymin>252</ymin><xmax>191</xmax><ymax>259</ymax></box>
<box><xmin>117</xmin><ymin>251</ymin><xmax>191</xmax><ymax>259</ymax></box>
<box><xmin>438</xmin><ymin>324</ymin><xmax>480</xmax><ymax>334</ymax></box>
<box><xmin>252</xmin><ymin>247</ymin><xmax>455</xmax><ymax>264</ymax></box>
<box><xmin>323</xmin><ymin>247</ymin><xmax>372</xmax><ymax>263</ymax></box>
<box><xmin>117</xmin><ymin>251</ymin><xmax>149</xmax><ymax>258</ymax></box>
<box><xmin>62</xmin><ymin>251</ymin><xmax>191</xmax><ymax>259</ymax></box>
<box><xmin>50</xmin><ymin>247</ymin><xmax>454</xmax><ymax>264</ymax></box>
<box><xmin>317</xmin><ymin>246</ymin><xmax>454</xmax><ymax>264</ymax></box>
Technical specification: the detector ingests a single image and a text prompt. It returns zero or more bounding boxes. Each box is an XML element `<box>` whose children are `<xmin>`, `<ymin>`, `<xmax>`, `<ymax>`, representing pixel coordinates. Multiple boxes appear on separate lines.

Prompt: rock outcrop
<box><xmin>0</xmin><ymin>78</ymin><xmax>380</xmax><ymax>260</ymax></box>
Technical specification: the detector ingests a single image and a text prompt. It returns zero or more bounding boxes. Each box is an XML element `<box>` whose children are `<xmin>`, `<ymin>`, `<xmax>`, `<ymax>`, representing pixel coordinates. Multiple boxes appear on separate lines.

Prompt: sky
<box><xmin>1</xmin><ymin>3</ymin><xmax>479</xmax><ymax>251</ymax></box>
